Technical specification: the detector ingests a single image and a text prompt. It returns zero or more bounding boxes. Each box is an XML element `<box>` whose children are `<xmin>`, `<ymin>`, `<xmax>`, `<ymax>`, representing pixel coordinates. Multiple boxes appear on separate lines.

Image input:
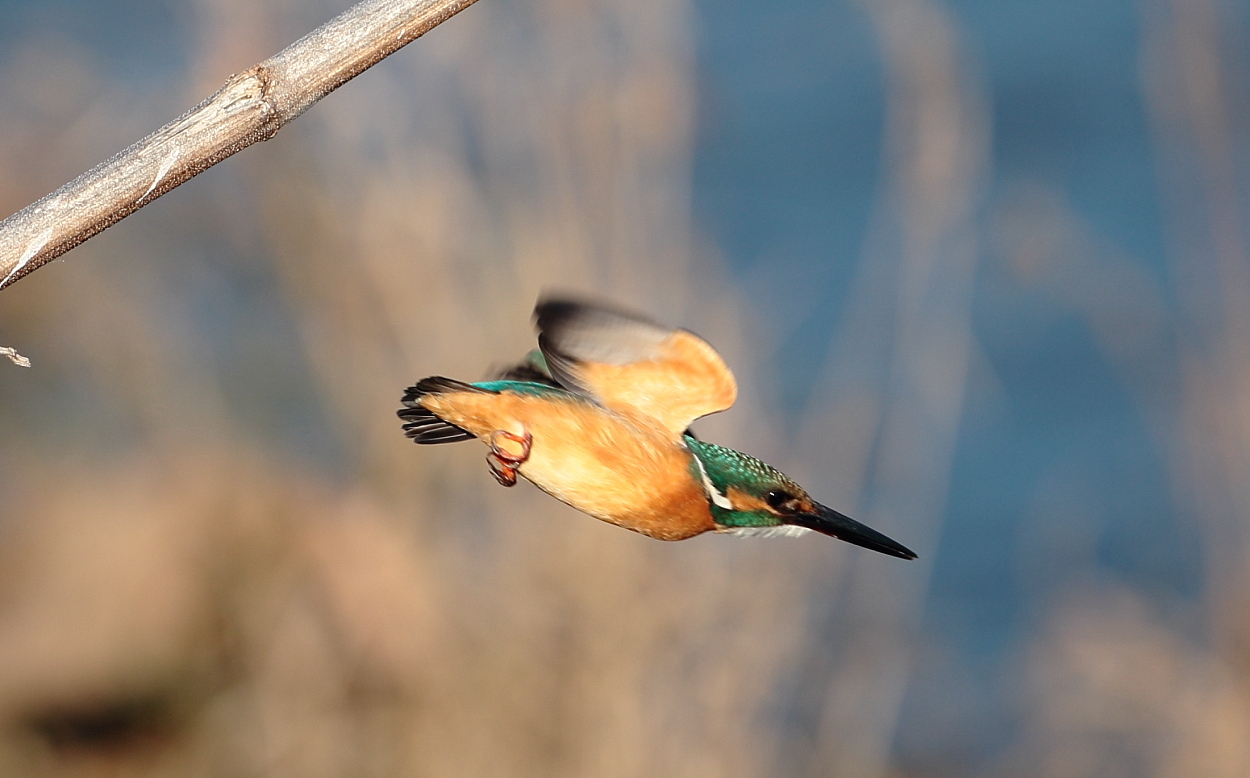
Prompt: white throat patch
<box><xmin>720</xmin><ymin>525</ymin><xmax>812</xmax><ymax>538</ymax></box>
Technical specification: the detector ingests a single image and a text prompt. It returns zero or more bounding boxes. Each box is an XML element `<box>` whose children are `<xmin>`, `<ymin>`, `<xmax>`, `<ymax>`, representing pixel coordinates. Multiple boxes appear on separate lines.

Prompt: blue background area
<box><xmin>690</xmin><ymin>0</ymin><xmax>1197</xmax><ymax>764</ymax></box>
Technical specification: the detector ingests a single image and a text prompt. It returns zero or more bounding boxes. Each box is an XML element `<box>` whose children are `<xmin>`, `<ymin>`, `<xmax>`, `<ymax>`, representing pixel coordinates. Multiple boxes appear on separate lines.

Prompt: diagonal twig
<box><xmin>0</xmin><ymin>0</ymin><xmax>481</xmax><ymax>292</ymax></box>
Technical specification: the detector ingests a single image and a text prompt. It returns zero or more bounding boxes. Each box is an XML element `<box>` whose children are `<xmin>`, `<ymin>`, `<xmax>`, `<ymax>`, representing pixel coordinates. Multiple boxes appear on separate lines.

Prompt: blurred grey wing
<box><xmin>534</xmin><ymin>298</ymin><xmax>672</xmax><ymax>396</ymax></box>
<box><xmin>533</xmin><ymin>297</ymin><xmax>737</xmax><ymax>434</ymax></box>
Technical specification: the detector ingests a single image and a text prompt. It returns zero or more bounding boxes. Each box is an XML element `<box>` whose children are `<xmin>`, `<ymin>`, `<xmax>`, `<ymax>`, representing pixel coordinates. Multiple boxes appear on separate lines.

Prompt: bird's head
<box><xmin>685</xmin><ymin>437</ymin><xmax>916</xmax><ymax>559</ymax></box>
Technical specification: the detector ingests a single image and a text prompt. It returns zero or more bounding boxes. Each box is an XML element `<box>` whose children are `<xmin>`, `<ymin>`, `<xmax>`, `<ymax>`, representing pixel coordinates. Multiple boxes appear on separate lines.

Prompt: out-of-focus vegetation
<box><xmin>0</xmin><ymin>0</ymin><xmax>1247</xmax><ymax>775</ymax></box>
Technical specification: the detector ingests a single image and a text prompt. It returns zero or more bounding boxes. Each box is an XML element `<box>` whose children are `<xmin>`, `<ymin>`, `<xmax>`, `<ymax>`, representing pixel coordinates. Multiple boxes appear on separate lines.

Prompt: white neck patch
<box><xmin>692</xmin><ymin>455</ymin><xmax>734</xmax><ymax>510</ymax></box>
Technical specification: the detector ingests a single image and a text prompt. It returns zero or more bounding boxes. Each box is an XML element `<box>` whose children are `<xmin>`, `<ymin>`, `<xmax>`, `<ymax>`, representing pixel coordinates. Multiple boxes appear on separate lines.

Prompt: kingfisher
<box><xmin>397</xmin><ymin>298</ymin><xmax>916</xmax><ymax>559</ymax></box>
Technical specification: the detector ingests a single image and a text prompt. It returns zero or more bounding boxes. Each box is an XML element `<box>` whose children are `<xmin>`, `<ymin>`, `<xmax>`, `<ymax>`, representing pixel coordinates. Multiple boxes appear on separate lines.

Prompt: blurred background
<box><xmin>0</xmin><ymin>0</ymin><xmax>1247</xmax><ymax>775</ymax></box>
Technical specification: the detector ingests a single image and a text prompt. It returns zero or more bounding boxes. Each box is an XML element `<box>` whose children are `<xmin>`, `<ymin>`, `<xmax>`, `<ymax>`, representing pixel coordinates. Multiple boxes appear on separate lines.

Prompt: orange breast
<box><xmin>419</xmin><ymin>391</ymin><xmax>715</xmax><ymax>540</ymax></box>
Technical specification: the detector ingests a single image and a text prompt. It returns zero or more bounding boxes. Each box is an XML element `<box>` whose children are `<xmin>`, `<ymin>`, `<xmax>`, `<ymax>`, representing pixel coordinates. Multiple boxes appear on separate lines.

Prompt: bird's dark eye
<box><xmin>766</xmin><ymin>490</ymin><xmax>801</xmax><ymax>514</ymax></box>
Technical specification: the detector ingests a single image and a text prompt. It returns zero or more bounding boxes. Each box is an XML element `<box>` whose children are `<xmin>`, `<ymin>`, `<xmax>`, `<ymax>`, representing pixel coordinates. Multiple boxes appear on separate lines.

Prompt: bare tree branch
<box><xmin>0</xmin><ymin>0</ymin><xmax>481</xmax><ymax>292</ymax></box>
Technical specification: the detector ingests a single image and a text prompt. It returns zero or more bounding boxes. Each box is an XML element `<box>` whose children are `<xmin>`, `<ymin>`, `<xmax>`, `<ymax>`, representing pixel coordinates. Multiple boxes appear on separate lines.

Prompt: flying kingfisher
<box><xmin>397</xmin><ymin>298</ymin><xmax>916</xmax><ymax>559</ymax></box>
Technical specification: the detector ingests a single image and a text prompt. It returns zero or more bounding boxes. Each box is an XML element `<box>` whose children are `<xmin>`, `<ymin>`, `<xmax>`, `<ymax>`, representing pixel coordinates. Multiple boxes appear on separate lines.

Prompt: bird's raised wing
<box><xmin>534</xmin><ymin>298</ymin><xmax>737</xmax><ymax>435</ymax></box>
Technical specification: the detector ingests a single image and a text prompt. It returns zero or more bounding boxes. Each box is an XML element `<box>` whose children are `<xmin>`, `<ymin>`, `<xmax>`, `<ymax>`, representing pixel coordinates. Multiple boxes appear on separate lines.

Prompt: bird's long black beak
<box><xmin>789</xmin><ymin>503</ymin><xmax>917</xmax><ymax>560</ymax></box>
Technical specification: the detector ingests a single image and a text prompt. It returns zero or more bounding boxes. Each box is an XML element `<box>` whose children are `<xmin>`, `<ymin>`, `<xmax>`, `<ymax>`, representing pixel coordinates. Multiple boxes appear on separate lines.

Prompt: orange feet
<box><xmin>486</xmin><ymin>429</ymin><xmax>532</xmax><ymax>487</ymax></box>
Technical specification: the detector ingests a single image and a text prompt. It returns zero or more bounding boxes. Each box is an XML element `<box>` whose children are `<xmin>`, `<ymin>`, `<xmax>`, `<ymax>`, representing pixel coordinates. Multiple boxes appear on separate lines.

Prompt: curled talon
<box><xmin>489</xmin><ymin>429</ymin><xmax>532</xmax><ymax>465</ymax></box>
<box><xmin>486</xmin><ymin>430</ymin><xmax>530</xmax><ymax>487</ymax></box>
<box><xmin>487</xmin><ymin>452</ymin><xmax>518</xmax><ymax>487</ymax></box>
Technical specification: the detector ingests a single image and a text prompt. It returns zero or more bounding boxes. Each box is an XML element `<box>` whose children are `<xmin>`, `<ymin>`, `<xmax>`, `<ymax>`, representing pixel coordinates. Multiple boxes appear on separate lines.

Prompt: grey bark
<box><xmin>0</xmin><ymin>0</ymin><xmax>481</xmax><ymax>291</ymax></box>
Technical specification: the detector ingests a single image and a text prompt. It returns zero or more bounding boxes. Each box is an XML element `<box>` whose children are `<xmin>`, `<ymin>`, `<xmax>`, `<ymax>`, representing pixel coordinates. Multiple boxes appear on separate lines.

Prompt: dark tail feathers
<box><xmin>397</xmin><ymin>377</ymin><xmax>494</xmax><ymax>444</ymax></box>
